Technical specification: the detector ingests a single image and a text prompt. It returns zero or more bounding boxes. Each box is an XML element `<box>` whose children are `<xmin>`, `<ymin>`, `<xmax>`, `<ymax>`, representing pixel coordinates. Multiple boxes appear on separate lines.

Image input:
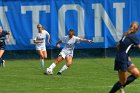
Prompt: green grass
<box><xmin>0</xmin><ymin>58</ymin><xmax>140</xmax><ymax>93</ymax></box>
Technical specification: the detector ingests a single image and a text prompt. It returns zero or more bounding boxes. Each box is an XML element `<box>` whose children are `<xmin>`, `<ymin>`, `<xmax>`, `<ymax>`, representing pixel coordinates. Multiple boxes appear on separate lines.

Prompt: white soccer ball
<box><xmin>46</xmin><ymin>68</ymin><xmax>53</xmax><ymax>75</ymax></box>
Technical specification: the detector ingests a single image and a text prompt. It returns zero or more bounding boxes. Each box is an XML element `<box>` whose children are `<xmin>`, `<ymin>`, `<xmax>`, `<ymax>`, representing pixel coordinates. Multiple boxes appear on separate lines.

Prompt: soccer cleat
<box><xmin>57</xmin><ymin>72</ymin><xmax>62</xmax><ymax>75</ymax></box>
<box><xmin>44</xmin><ymin>72</ymin><xmax>48</xmax><ymax>75</ymax></box>
<box><xmin>120</xmin><ymin>87</ymin><xmax>125</xmax><ymax>93</ymax></box>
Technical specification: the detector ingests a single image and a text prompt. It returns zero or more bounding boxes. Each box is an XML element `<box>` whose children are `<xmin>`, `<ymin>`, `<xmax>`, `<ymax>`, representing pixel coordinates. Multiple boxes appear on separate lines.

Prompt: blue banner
<box><xmin>0</xmin><ymin>0</ymin><xmax>140</xmax><ymax>50</ymax></box>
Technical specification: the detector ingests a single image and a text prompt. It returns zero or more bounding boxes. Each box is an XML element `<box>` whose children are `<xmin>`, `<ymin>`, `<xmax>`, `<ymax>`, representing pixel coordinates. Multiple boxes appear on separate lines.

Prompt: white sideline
<box><xmin>0</xmin><ymin>84</ymin><xmax>139</xmax><ymax>90</ymax></box>
<box><xmin>44</xmin><ymin>84</ymin><xmax>140</xmax><ymax>90</ymax></box>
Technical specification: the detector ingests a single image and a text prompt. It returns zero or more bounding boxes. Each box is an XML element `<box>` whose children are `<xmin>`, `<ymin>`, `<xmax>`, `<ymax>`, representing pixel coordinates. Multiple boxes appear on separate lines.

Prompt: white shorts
<box><xmin>59</xmin><ymin>50</ymin><xmax>73</xmax><ymax>59</ymax></box>
<box><xmin>36</xmin><ymin>46</ymin><xmax>46</xmax><ymax>51</ymax></box>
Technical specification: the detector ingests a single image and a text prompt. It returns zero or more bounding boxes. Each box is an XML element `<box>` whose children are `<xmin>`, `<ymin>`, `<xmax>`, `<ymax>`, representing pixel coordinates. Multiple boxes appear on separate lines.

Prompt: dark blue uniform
<box><xmin>114</xmin><ymin>33</ymin><xmax>140</xmax><ymax>71</ymax></box>
<box><xmin>0</xmin><ymin>30</ymin><xmax>9</xmax><ymax>50</ymax></box>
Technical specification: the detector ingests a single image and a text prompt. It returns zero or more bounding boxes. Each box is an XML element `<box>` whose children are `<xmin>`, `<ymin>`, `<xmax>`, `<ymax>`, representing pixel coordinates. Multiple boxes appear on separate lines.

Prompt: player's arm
<box><xmin>56</xmin><ymin>40</ymin><xmax>62</xmax><ymax>48</ymax></box>
<box><xmin>79</xmin><ymin>38</ymin><xmax>92</xmax><ymax>43</ymax></box>
<box><xmin>134</xmin><ymin>36</ymin><xmax>140</xmax><ymax>49</ymax></box>
<box><xmin>47</xmin><ymin>34</ymin><xmax>50</xmax><ymax>45</ymax></box>
<box><xmin>128</xmin><ymin>56</ymin><xmax>131</xmax><ymax>62</ymax></box>
<box><xmin>6</xmin><ymin>31</ymin><xmax>11</xmax><ymax>44</ymax></box>
<box><xmin>116</xmin><ymin>42</ymin><xmax>120</xmax><ymax>50</ymax></box>
<box><xmin>33</xmin><ymin>38</ymin><xmax>44</xmax><ymax>44</ymax></box>
<box><xmin>137</xmin><ymin>44</ymin><xmax>140</xmax><ymax>49</ymax></box>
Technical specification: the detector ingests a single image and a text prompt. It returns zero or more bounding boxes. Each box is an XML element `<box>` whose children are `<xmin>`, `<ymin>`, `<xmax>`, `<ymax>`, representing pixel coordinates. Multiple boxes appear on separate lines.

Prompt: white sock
<box><xmin>40</xmin><ymin>59</ymin><xmax>44</xmax><ymax>68</ymax></box>
<box><xmin>49</xmin><ymin>63</ymin><xmax>56</xmax><ymax>70</ymax></box>
<box><xmin>59</xmin><ymin>64</ymin><xmax>68</xmax><ymax>73</ymax></box>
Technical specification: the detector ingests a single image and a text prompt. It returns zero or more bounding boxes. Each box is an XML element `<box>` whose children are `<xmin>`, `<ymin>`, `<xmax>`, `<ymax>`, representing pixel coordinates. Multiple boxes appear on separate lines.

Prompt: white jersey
<box><xmin>34</xmin><ymin>30</ymin><xmax>49</xmax><ymax>50</ymax></box>
<box><xmin>59</xmin><ymin>35</ymin><xmax>80</xmax><ymax>58</ymax></box>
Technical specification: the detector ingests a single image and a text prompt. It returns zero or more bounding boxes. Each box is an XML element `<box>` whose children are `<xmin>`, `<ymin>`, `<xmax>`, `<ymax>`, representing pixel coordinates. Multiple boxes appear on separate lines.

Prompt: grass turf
<box><xmin>0</xmin><ymin>58</ymin><xmax>140</xmax><ymax>93</ymax></box>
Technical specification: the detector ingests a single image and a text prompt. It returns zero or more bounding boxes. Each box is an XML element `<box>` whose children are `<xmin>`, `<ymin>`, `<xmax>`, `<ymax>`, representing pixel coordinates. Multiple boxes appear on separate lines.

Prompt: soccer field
<box><xmin>0</xmin><ymin>58</ymin><xmax>140</xmax><ymax>93</ymax></box>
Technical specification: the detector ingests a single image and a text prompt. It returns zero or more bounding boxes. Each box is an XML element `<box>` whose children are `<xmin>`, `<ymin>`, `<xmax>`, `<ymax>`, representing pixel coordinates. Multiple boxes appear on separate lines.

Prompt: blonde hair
<box><xmin>124</xmin><ymin>22</ymin><xmax>139</xmax><ymax>36</ymax></box>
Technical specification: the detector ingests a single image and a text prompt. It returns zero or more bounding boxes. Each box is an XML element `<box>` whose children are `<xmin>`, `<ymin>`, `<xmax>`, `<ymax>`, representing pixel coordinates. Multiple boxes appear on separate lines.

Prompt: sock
<box><xmin>0</xmin><ymin>58</ymin><xmax>3</xmax><ymax>66</ymax></box>
<box><xmin>40</xmin><ymin>59</ymin><xmax>44</xmax><ymax>68</ymax></box>
<box><xmin>123</xmin><ymin>75</ymin><xmax>137</xmax><ymax>87</ymax></box>
<box><xmin>59</xmin><ymin>64</ymin><xmax>68</xmax><ymax>73</ymax></box>
<box><xmin>109</xmin><ymin>81</ymin><xmax>122</xmax><ymax>93</ymax></box>
<box><xmin>109</xmin><ymin>75</ymin><xmax>137</xmax><ymax>93</ymax></box>
<box><xmin>49</xmin><ymin>63</ymin><xmax>56</xmax><ymax>70</ymax></box>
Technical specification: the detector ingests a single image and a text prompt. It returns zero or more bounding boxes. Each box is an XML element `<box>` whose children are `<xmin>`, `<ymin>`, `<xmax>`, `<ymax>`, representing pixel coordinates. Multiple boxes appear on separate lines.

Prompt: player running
<box><xmin>33</xmin><ymin>24</ymin><xmax>50</xmax><ymax>68</ymax></box>
<box><xmin>45</xmin><ymin>29</ymin><xmax>92</xmax><ymax>75</ymax></box>
<box><xmin>0</xmin><ymin>26</ymin><xmax>11</xmax><ymax>67</ymax></box>
<box><xmin>109</xmin><ymin>22</ymin><xmax>140</xmax><ymax>93</ymax></box>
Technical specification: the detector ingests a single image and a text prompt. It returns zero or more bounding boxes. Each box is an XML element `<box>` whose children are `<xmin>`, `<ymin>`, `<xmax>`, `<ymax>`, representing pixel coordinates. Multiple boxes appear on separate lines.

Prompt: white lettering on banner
<box><xmin>0</xmin><ymin>6</ymin><xmax>16</xmax><ymax>45</ymax></box>
<box><xmin>92</xmin><ymin>3</ymin><xmax>125</xmax><ymax>42</ymax></box>
<box><xmin>114</xmin><ymin>3</ymin><xmax>125</xmax><ymax>39</ymax></box>
<box><xmin>58</xmin><ymin>4</ymin><xmax>85</xmax><ymax>39</ymax></box>
<box><xmin>21</xmin><ymin>5</ymin><xmax>50</xmax><ymax>44</ymax></box>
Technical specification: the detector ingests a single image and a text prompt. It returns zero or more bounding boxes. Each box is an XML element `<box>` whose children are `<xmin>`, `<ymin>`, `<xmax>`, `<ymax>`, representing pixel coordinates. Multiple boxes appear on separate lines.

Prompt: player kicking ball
<box><xmin>45</xmin><ymin>29</ymin><xmax>92</xmax><ymax>75</ymax></box>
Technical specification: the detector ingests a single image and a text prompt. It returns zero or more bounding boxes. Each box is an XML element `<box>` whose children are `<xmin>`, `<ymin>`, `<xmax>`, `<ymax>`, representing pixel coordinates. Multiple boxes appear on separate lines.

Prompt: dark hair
<box><xmin>68</xmin><ymin>29</ymin><xmax>75</xmax><ymax>36</ymax></box>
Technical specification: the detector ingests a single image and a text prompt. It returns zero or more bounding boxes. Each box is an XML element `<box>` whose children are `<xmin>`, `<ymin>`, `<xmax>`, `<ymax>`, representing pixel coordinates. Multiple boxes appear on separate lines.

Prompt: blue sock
<box><xmin>109</xmin><ymin>82</ymin><xmax>122</xmax><ymax>93</ymax></box>
<box><xmin>109</xmin><ymin>75</ymin><xmax>137</xmax><ymax>93</ymax></box>
<box><xmin>124</xmin><ymin>75</ymin><xmax>136</xmax><ymax>87</ymax></box>
<box><xmin>0</xmin><ymin>58</ymin><xmax>2</xmax><ymax>64</ymax></box>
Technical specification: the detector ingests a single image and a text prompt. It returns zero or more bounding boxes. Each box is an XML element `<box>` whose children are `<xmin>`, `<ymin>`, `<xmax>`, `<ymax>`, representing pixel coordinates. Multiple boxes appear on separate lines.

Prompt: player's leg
<box><xmin>123</xmin><ymin>64</ymin><xmax>140</xmax><ymax>87</ymax></box>
<box><xmin>109</xmin><ymin>57</ymin><xmax>128</xmax><ymax>93</ymax></box>
<box><xmin>48</xmin><ymin>55</ymin><xmax>64</xmax><ymax>69</ymax></box>
<box><xmin>118</xmin><ymin>71</ymin><xmax>128</xmax><ymax>93</ymax></box>
<box><xmin>45</xmin><ymin>51</ymin><xmax>65</xmax><ymax>74</ymax></box>
<box><xmin>46</xmin><ymin>55</ymin><xmax>64</xmax><ymax>73</ymax></box>
<box><xmin>57</xmin><ymin>55</ymin><xmax>72</xmax><ymax>75</ymax></box>
<box><xmin>119</xmin><ymin>71</ymin><xmax>128</xmax><ymax>93</ymax></box>
<box><xmin>119</xmin><ymin>71</ymin><xmax>128</xmax><ymax>85</ymax></box>
<box><xmin>37</xmin><ymin>50</ymin><xmax>45</xmax><ymax>68</ymax></box>
<box><xmin>0</xmin><ymin>50</ymin><xmax>5</xmax><ymax>67</ymax></box>
<box><xmin>109</xmin><ymin>71</ymin><xmax>127</xmax><ymax>93</ymax></box>
<box><xmin>42</xmin><ymin>50</ymin><xmax>47</xmax><ymax>59</ymax></box>
<box><xmin>47</xmin><ymin>51</ymin><xmax>65</xmax><ymax>70</ymax></box>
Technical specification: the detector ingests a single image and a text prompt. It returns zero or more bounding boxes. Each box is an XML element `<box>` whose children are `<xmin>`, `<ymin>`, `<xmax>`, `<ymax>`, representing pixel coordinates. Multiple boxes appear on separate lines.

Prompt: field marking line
<box><xmin>0</xmin><ymin>84</ymin><xmax>140</xmax><ymax>90</ymax></box>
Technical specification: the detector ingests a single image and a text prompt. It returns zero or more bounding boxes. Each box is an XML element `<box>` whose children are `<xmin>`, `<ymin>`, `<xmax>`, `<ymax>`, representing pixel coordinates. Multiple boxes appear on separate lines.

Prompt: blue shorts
<box><xmin>114</xmin><ymin>52</ymin><xmax>132</xmax><ymax>71</ymax></box>
<box><xmin>0</xmin><ymin>45</ymin><xmax>6</xmax><ymax>50</ymax></box>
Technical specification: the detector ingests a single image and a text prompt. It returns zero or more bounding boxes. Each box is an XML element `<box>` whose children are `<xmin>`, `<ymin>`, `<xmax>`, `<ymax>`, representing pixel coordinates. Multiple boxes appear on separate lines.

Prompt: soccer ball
<box><xmin>46</xmin><ymin>68</ymin><xmax>53</xmax><ymax>75</ymax></box>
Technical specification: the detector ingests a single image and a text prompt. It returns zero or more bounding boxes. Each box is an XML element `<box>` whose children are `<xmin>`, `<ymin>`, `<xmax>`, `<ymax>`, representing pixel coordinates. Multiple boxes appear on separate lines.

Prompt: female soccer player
<box><xmin>33</xmin><ymin>24</ymin><xmax>50</xmax><ymax>68</ymax></box>
<box><xmin>0</xmin><ymin>26</ymin><xmax>11</xmax><ymax>67</ymax></box>
<box><xmin>109</xmin><ymin>22</ymin><xmax>140</xmax><ymax>93</ymax></box>
<box><xmin>45</xmin><ymin>29</ymin><xmax>92</xmax><ymax>75</ymax></box>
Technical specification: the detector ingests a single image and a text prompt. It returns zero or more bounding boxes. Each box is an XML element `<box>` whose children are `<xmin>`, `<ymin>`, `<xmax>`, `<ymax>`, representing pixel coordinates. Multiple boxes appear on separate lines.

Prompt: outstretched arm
<box><xmin>47</xmin><ymin>34</ymin><xmax>50</xmax><ymax>45</ymax></box>
<box><xmin>79</xmin><ymin>38</ymin><xmax>92</xmax><ymax>43</ymax></box>
<box><xmin>56</xmin><ymin>40</ymin><xmax>62</xmax><ymax>48</ymax></box>
<box><xmin>7</xmin><ymin>31</ymin><xmax>11</xmax><ymax>44</ymax></box>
